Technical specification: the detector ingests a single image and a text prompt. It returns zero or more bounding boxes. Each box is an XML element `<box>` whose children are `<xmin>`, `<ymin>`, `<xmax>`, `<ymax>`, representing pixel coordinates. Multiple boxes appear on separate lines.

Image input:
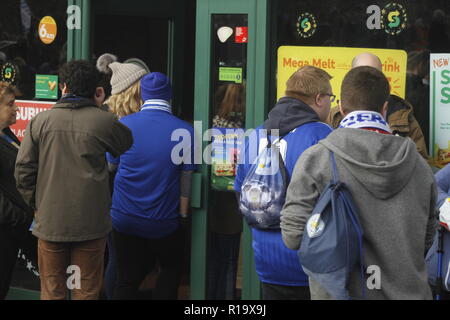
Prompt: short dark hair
<box><xmin>58</xmin><ymin>60</ymin><xmax>100</xmax><ymax>98</ymax></box>
<box><xmin>340</xmin><ymin>66</ymin><xmax>390</xmax><ymax>113</ymax></box>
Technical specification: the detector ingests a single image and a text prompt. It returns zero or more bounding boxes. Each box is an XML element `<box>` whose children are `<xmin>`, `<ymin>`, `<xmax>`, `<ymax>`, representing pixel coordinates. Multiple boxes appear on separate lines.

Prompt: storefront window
<box><xmin>274</xmin><ymin>0</ymin><xmax>450</xmax><ymax>50</ymax></box>
<box><xmin>272</xmin><ymin>0</ymin><xmax>450</xmax><ymax>151</ymax></box>
<box><xmin>0</xmin><ymin>0</ymin><xmax>67</xmax><ymax>100</ymax></box>
<box><xmin>0</xmin><ymin>0</ymin><xmax>68</xmax><ymax>294</ymax></box>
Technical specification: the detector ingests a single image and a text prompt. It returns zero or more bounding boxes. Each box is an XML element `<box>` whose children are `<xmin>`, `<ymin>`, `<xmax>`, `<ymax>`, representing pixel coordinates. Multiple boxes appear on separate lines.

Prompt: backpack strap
<box><xmin>330</xmin><ymin>151</ymin><xmax>339</xmax><ymax>184</ymax></box>
<box><xmin>329</xmin><ymin>150</ymin><xmax>366</xmax><ymax>299</ymax></box>
<box><xmin>268</xmin><ymin>131</ymin><xmax>289</xmax><ymax>187</ymax></box>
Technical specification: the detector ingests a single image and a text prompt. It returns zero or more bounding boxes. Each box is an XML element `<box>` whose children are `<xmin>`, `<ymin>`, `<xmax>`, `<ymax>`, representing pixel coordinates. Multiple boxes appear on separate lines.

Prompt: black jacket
<box><xmin>0</xmin><ymin>127</ymin><xmax>33</xmax><ymax>228</ymax></box>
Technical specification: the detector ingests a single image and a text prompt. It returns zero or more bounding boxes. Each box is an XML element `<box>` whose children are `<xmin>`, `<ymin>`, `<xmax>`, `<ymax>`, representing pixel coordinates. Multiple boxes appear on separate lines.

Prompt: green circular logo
<box><xmin>381</xmin><ymin>3</ymin><xmax>407</xmax><ymax>35</ymax></box>
<box><xmin>0</xmin><ymin>62</ymin><xmax>17</xmax><ymax>84</ymax></box>
<box><xmin>296</xmin><ymin>13</ymin><xmax>317</xmax><ymax>38</ymax></box>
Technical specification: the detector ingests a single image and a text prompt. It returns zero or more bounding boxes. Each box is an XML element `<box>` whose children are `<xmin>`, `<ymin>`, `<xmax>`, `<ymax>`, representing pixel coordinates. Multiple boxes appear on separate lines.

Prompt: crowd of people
<box><xmin>236</xmin><ymin>52</ymin><xmax>443</xmax><ymax>300</ymax></box>
<box><xmin>0</xmin><ymin>51</ymin><xmax>448</xmax><ymax>300</ymax></box>
<box><xmin>0</xmin><ymin>53</ymin><xmax>195</xmax><ymax>300</ymax></box>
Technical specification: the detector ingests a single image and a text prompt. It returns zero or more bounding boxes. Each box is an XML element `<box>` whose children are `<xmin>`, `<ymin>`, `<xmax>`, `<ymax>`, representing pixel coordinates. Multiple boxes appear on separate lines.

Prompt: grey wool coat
<box><xmin>280</xmin><ymin>128</ymin><xmax>438</xmax><ymax>300</ymax></box>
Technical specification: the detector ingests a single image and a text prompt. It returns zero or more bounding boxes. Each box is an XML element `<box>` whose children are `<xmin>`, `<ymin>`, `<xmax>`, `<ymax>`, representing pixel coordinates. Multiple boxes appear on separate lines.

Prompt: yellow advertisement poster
<box><xmin>277</xmin><ymin>46</ymin><xmax>407</xmax><ymax>101</ymax></box>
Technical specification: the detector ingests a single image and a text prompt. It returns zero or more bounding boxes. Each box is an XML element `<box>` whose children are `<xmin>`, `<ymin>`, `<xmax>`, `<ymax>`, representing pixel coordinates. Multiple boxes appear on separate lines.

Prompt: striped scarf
<box><xmin>339</xmin><ymin>110</ymin><xmax>391</xmax><ymax>134</ymax></box>
<box><xmin>140</xmin><ymin>99</ymin><xmax>172</xmax><ymax>113</ymax></box>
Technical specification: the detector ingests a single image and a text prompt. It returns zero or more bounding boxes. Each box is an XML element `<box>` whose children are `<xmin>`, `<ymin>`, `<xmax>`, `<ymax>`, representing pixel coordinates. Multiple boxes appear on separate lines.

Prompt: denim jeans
<box><xmin>207</xmin><ymin>232</ymin><xmax>241</xmax><ymax>300</ymax></box>
<box><xmin>37</xmin><ymin>237</ymin><xmax>107</xmax><ymax>300</ymax></box>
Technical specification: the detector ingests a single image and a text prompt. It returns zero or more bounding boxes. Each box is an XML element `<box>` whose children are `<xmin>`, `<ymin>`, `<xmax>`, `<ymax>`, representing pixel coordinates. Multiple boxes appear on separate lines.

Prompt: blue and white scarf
<box><xmin>339</xmin><ymin>110</ymin><xmax>391</xmax><ymax>134</ymax></box>
<box><xmin>140</xmin><ymin>99</ymin><xmax>172</xmax><ymax>114</ymax></box>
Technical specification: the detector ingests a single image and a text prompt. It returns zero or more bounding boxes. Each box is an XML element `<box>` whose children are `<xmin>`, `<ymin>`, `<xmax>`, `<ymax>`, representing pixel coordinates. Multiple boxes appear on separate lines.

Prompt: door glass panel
<box><xmin>93</xmin><ymin>15</ymin><xmax>168</xmax><ymax>74</ymax></box>
<box><xmin>207</xmin><ymin>13</ymin><xmax>247</xmax><ymax>300</ymax></box>
<box><xmin>272</xmin><ymin>0</ymin><xmax>450</xmax><ymax>159</ymax></box>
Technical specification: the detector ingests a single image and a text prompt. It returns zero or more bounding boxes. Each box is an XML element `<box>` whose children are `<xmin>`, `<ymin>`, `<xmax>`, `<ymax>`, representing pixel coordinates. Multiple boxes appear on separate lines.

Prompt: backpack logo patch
<box><xmin>306</xmin><ymin>214</ymin><xmax>325</xmax><ymax>238</ymax></box>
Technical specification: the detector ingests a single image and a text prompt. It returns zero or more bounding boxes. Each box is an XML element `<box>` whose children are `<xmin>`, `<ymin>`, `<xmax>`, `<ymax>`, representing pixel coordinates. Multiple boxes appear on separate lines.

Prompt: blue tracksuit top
<box><xmin>234</xmin><ymin>97</ymin><xmax>332</xmax><ymax>286</ymax></box>
<box><xmin>108</xmin><ymin>109</ymin><xmax>196</xmax><ymax>239</ymax></box>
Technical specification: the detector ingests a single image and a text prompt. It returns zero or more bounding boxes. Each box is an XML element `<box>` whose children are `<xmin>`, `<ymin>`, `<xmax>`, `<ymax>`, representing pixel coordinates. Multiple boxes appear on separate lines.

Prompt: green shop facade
<box><xmin>2</xmin><ymin>0</ymin><xmax>449</xmax><ymax>299</ymax></box>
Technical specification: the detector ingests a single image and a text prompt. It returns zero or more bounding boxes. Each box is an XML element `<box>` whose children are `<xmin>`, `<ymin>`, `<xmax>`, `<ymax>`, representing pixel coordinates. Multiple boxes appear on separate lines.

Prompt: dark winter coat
<box><xmin>0</xmin><ymin>127</ymin><xmax>33</xmax><ymax>231</ymax></box>
<box><xmin>15</xmin><ymin>96</ymin><xmax>133</xmax><ymax>242</ymax></box>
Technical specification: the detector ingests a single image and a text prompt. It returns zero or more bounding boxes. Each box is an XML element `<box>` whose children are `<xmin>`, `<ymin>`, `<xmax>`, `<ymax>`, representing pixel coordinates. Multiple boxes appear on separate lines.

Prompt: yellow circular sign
<box><xmin>39</xmin><ymin>16</ymin><xmax>57</xmax><ymax>45</ymax></box>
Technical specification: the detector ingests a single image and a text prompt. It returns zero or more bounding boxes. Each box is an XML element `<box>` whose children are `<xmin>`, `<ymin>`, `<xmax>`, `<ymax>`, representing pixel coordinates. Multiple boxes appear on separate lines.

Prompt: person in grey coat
<box><xmin>280</xmin><ymin>66</ymin><xmax>438</xmax><ymax>300</ymax></box>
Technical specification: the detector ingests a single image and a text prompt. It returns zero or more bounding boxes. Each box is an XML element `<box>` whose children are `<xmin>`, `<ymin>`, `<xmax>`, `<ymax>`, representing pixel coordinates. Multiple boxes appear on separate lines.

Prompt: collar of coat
<box><xmin>0</xmin><ymin>127</ymin><xmax>20</xmax><ymax>149</ymax></box>
<box><xmin>53</xmin><ymin>95</ymin><xmax>97</xmax><ymax>110</ymax></box>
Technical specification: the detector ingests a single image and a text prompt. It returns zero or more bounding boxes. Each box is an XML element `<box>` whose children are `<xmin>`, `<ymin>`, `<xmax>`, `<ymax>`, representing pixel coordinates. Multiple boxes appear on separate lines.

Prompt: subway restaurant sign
<box><xmin>11</xmin><ymin>100</ymin><xmax>54</xmax><ymax>141</ymax></box>
<box><xmin>277</xmin><ymin>46</ymin><xmax>407</xmax><ymax>100</ymax></box>
<box><xmin>430</xmin><ymin>54</ymin><xmax>450</xmax><ymax>167</ymax></box>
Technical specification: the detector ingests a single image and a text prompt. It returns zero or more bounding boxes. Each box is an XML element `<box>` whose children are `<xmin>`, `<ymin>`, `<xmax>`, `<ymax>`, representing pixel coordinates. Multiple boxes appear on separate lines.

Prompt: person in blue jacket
<box><xmin>435</xmin><ymin>164</ymin><xmax>450</xmax><ymax>208</ymax></box>
<box><xmin>234</xmin><ymin>65</ymin><xmax>334</xmax><ymax>299</ymax></box>
<box><xmin>108</xmin><ymin>72</ymin><xmax>196</xmax><ymax>299</ymax></box>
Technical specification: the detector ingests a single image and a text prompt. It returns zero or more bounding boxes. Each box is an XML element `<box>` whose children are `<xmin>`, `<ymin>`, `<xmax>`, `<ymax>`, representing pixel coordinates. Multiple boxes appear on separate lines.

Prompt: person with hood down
<box><xmin>281</xmin><ymin>66</ymin><xmax>438</xmax><ymax>300</ymax></box>
<box><xmin>234</xmin><ymin>65</ymin><xmax>334</xmax><ymax>299</ymax></box>
<box><xmin>326</xmin><ymin>52</ymin><xmax>429</xmax><ymax>160</ymax></box>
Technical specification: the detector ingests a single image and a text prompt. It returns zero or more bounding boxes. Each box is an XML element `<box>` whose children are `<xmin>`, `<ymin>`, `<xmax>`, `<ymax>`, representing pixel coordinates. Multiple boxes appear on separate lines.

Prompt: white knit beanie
<box><xmin>109</xmin><ymin>61</ymin><xmax>147</xmax><ymax>95</ymax></box>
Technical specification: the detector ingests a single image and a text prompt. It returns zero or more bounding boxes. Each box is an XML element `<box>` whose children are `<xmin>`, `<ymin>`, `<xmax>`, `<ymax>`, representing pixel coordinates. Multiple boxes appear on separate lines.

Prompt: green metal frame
<box><xmin>192</xmin><ymin>0</ymin><xmax>270</xmax><ymax>300</ymax></box>
<box><xmin>6</xmin><ymin>287</ymin><xmax>40</xmax><ymax>300</ymax></box>
<box><xmin>67</xmin><ymin>0</ymin><xmax>91</xmax><ymax>61</ymax></box>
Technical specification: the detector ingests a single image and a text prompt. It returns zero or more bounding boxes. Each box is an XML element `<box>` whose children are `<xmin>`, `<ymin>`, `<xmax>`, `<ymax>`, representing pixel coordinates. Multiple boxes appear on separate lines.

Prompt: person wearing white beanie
<box><xmin>96</xmin><ymin>53</ymin><xmax>150</xmax><ymax>299</ymax></box>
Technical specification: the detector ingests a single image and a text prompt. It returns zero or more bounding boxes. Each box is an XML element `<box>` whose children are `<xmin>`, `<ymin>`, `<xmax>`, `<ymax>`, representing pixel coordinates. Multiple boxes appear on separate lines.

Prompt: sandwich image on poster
<box><xmin>210</xmin><ymin>127</ymin><xmax>242</xmax><ymax>191</ymax></box>
<box><xmin>35</xmin><ymin>74</ymin><xmax>58</xmax><ymax>99</ymax></box>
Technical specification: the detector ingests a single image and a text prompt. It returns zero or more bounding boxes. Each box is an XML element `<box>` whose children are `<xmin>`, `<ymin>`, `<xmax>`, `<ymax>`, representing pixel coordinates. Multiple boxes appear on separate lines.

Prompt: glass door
<box><xmin>193</xmin><ymin>0</ymin><xmax>270</xmax><ymax>300</ymax></box>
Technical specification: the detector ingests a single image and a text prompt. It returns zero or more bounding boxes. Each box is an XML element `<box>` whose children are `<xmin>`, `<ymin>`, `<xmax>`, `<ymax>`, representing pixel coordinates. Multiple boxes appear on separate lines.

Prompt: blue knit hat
<box><xmin>140</xmin><ymin>72</ymin><xmax>172</xmax><ymax>102</ymax></box>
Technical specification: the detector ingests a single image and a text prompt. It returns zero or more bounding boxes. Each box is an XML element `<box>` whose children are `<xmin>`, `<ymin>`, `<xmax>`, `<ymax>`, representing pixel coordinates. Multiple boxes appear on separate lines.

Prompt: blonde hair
<box><xmin>106</xmin><ymin>81</ymin><xmax>142</xmax><ymax>118</ymax></box>
<box><xmin>285</xmin><ymin>65</ymin><xmax>332</xmax><ymax>104</ymax></box>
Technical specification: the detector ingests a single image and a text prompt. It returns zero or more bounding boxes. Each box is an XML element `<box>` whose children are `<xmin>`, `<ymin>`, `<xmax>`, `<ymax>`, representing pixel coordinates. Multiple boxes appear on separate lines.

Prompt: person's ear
<box><xmin>315</xmin><ymin>93</ymin><xmax>323</xmax><ymax>106</ymax></box>
<box><xmin>93</xmin><ymin>87</ymin><xmax>106</xmax><ymax>107</ymax></box>
<box><xmin>381</xmin><ymin>101</ymin><xmax>388</xmax><ymax>119</ymax></box>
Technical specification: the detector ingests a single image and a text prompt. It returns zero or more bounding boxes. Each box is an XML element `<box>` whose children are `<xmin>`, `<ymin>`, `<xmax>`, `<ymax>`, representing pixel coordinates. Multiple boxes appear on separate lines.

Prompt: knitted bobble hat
<box><xmin>109</xmin><ymin>61</ymin><xmax>148</xmax><ymax>95</ymax></box>
<box><xmin>140</xmin><ymin>72</ymin><xmax>173</xmax><ymax>102</ymax></box>
<box><xmin>96</xmin><ymin>53</ymin><xmax>117</xmax><ymax>74</ymax></box>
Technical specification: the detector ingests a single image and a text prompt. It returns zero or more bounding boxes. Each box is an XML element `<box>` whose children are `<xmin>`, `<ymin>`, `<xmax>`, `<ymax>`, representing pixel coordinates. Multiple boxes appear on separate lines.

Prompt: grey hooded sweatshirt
<box><xmin>280</xmin><ymin>128</ymin><xmax>437</xmax><ymax>300</ymax></box>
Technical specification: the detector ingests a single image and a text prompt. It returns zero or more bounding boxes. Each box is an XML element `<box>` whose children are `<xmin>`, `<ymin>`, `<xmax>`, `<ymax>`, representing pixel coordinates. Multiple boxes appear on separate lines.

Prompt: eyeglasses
<box><xmin>322</xmin><ymin>93</ymin><xmax>336</xmax><ymax>102</ymax></box>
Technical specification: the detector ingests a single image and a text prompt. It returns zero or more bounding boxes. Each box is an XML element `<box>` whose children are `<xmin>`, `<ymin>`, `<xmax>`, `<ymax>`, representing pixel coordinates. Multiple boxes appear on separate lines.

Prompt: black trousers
<box><xmin>261</xmin><ymin>282</ymin><xmax>311</xmax><ymax>300</ymax></box>
<box><xmin>0</xmin><ymin>225</ymin><xmax>22</xmax><ymax>299</ymax></box>
<box><xmin>112</xmin><ymin>227</ymin><xmax>184</xmax><ymax>300</ymax></box>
